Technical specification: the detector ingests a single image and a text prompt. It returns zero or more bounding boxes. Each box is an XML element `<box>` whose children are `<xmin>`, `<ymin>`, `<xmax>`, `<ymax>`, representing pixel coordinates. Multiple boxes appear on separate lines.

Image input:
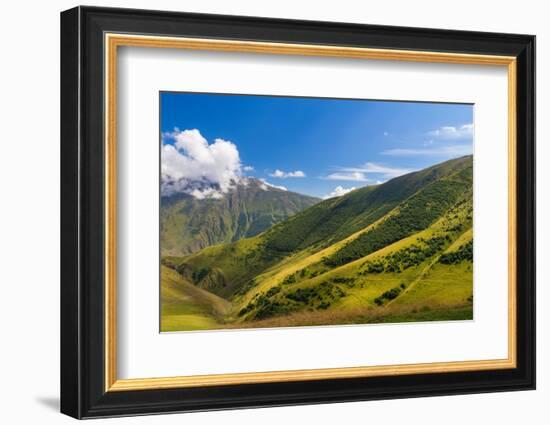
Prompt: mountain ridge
<box><xmin>160</xmin><ymin>177</ymin><xmax>320</xmax><ymax>256</ymax></box>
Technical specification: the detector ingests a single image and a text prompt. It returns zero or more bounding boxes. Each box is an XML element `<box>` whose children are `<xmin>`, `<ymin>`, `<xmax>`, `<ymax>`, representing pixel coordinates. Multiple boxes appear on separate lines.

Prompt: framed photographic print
<box><xmin>60</xmin><ymin>6</ymin><xmax>535</xmax><ymax>419</ymax></box>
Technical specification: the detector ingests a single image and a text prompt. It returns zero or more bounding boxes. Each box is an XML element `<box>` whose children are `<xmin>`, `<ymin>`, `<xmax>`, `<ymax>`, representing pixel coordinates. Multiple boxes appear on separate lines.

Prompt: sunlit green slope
<box><xmin>161</xmin><ymin>155</ymin><xmax>474</xmax><ymax>330</ymax></box>
<box><xmin>231</xmin><ymin>194</ymin><xmax>473</xmax><ymax>327</ymax></box>
<box><xmin>160</xmin><ymin>265</ymin><xmax>231</xmax><ymax>331</ymax></box>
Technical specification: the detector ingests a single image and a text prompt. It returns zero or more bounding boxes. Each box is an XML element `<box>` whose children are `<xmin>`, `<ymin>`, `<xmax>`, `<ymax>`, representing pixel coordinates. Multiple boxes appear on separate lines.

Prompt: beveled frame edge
<box><xmin>104</xmin><ymin>33</ymin><xmax>517</xmax><ymax>392</ymax></box>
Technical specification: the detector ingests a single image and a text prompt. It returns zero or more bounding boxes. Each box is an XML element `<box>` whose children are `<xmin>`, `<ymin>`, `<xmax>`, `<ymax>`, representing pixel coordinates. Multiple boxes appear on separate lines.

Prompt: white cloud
<box><xmin>324</xmin><ymin>162</ymin><xmax>414</xmax><ymax>181</ymax></box>
<box><xmin>188</xmin><ymin>187</ymin><xmax>224</xmax><ymax>200</ymax></box>
<box><xmin>243</xmin><ymin>165</ymin><xmax>254</xmax><ymax>171</ymax></box>
<box><xmin>258</xmin><ymin>178</ymin><xmax>287</xmax><ymax>191</ymax></box>
<box><xmin>379</xmin><ymin>123</ymin><xmax>473</xmax><ymax>158</ymax></box>
<box><xmin>325</xmin><ymin>171</ymin><xmax>369</xmax><ymax>182</ymax></box>
<box><xmin>323</xmin><ymin>186</ymin><xmax>357</xmax><ymax>199</ymax></box>
<box><xmin>269</xmin><ymin>169</ymin><xmax>306</xmax><ymax>178</ymax></box>
<box><xmin>161</xmin><ymin>128</ymin><xmax>242</xmax><ymax>198</ymax></box>
<box><xmin>270</xmin><ymin>170</ymin><xmax>285</xmax><ymax>178</ymax></box>
<box><xmin>427</xmin><ymin>123</ymin><xmax>473</xmax><ymax>141</ymax></box>
<box><xmin>381</xmin><ymin>144</ymin><xmax>473</xmax><ymax>157</ymax></box>
<box><xmin>344</xmin><ymin>162</ymin><xmax>414</xmax><ymax>177</ymax></box>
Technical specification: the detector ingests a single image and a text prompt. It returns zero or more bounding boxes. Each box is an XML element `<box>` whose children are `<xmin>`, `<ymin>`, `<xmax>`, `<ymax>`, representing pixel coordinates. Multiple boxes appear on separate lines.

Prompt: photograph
<box><xmin>160</xmin><ymin>92</ymin><xmax>474</xmax><ymax>332</ymax></box>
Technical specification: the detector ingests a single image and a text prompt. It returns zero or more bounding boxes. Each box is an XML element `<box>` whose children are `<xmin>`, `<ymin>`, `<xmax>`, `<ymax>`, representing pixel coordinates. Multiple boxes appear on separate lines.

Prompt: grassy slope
<box><xmin>161</xmin><ymin>156</ymin><xmax>474</xmax><ymax>331</ymax></box>
<box><xmin>163</xmin><ymin>196</ymin><xmax>473</xmax><ymax>330</ymax></box>
<box><xmin>391</xmin><ymin>229</ymin><xmax>473</xmax><ymax>310</ymax></box>
<box><xmin>323</xmin><ymin>164</ymin><xmax>472</xmax><ymax>267</ymax></box>
<box><xmin>263</xmin><ymin>155</ymin><xmax>473</xmax><ymax>253</ymax></box>
<box><xmin>161</xmin><ymin>265</ymin><xmax>231</xmax><ymax>332</ymax></box>
<box><xmin>172</xmin><ymin>156</ymin><xmax>472</xmax><ymax>299</ymax></box>
<box><xmin>232</xmin><ymin>209</ymin><xmax>399</xmax><ymax>308</ymax></box>
<box><xmin>232</xmin><ymin>195</ymin><xmax>473</xmax><ymax>327</ymax></box>
<box><xmin>167</xmin><ymin>234</ymin><xmax>285</xmax><ymax>299</ymax></box>
<box><xmin>233</xmin><ymin>164</ymin><xmax>472</xmax><ymax>308</ymax></box>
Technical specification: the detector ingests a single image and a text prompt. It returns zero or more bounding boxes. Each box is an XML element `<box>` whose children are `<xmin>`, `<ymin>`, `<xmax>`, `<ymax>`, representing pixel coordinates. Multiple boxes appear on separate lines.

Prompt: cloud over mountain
<box><xmin>161</xmin><ymin>128</ymin><xmax>243</xmax><ymax>198</ymax></box>
<box><xmin>259</xmin><ymin>178</ymin><xmax>288</xmax><ymax>191</ymax></box>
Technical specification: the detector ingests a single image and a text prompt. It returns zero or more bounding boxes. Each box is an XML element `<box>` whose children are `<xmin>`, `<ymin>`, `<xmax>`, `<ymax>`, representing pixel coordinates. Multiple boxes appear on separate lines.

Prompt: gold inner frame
<box><xmin>104</xmin><ymin>33</ymin><xmax>518</xmax><ymax>392</ymax></box>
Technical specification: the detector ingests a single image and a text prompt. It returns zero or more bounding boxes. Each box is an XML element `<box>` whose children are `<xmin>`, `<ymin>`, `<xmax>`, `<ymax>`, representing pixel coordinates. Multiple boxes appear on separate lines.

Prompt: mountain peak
<box><xmin>161</xmin><ymin>176</ymin><xmax>295</xmax><ymax>199</ymax></box>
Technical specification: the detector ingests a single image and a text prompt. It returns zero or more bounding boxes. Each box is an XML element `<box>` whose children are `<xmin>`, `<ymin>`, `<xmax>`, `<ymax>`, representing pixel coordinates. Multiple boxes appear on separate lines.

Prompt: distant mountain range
<box><xmin>161</xmin><ymin>155</ymin><xmax>474</xmax><ymax>331</ymax></box>
<box><xmin>160</xmin><ymin>177</ymin><xmax>320</xmax><ymax>256</ymax></box>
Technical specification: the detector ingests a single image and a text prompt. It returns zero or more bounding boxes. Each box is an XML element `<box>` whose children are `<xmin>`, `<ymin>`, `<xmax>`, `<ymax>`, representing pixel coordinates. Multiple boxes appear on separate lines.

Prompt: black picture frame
<box><xmin>61</xmin><ymin>5</ymin><xmax>535</xmax><ymax>419</ymax></box>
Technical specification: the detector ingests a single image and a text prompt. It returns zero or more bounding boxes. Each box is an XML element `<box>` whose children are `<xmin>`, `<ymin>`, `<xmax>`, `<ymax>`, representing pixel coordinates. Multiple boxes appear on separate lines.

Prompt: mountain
<box><xmin>162</xmin><ymin>155</ymin><xmax>474</xmax><ymax>330</ymax></box>
<box><xmin>160</xmin><ymin>178</ymin><xmax>320</xmax><ymax>256</ymax></box>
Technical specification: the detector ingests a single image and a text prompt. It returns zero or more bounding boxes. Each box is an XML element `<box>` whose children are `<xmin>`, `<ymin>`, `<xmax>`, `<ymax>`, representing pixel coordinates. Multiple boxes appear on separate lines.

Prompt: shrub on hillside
<box><xmin>374</xmin><ymin>284</ymin><xmax>405</xmax><ymax>306</ymax></box>
<box><xmin>191</xmin><ymin>267</ymin><xmax>210</xmax><ymax>283</ymax></box>
<box><xmin>439</xmin><ymin>240</ymin><xmax>473</xmax><ymax>264</ymax></box>
<box><xmin>324</xmin><ymin>178</ymin><xmax>470</xmax><ymax>268</ymax></box>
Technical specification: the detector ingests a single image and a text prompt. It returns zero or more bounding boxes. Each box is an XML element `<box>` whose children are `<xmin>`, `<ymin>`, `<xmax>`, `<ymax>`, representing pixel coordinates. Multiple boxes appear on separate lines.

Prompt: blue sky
<box><xmin>160</xmin><ymin>92</ymin><xmax>473</xmax><ymax>199</ymax></box>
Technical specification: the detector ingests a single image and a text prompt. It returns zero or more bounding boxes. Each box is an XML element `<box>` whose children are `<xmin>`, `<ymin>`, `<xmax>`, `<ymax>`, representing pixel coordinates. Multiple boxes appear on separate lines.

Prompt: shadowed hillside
<box><xmin>161</xmin><ymin>178</ymin><xmax>319</xmax><ymax>256</ymax></box>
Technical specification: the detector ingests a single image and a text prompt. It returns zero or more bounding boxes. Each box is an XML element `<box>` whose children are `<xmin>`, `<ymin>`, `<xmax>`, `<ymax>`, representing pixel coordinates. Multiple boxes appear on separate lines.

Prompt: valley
<box><xmin>160</xmin><ymin>155</ymin><xmax>474</xmax><ymax>331</ymax></box>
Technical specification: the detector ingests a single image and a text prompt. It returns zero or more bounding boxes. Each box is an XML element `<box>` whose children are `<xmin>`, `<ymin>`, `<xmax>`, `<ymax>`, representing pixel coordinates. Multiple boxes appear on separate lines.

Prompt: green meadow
<box><xmin>160</xmin><ymin>155</ymin><xmax>474</xmax><ymax>331</ymax></box>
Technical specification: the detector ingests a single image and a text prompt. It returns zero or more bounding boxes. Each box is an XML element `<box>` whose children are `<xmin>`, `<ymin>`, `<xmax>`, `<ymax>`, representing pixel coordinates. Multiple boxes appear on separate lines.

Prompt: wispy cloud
<box><xmin>379</xmin><ymin>123</ymin><xmax>473</xmax><ymax>158</ymax></box>
<box><xmin>344</xmin><ymin>163</ymin><xmax>415</xmax><ymax>177</ymax></box>
<box><xmin>325</xmin><ymin>172</ymin><xmax>368</xmax><ymax>182</ymax></box>
<box><xmin>323</xmin><ymin>186</ymin><xmax>356</xmax><ymax>199</ymax></box>
<box><xmin>243</xmin><ymin>165</ymin><xmax>254</xmax><ymax>172</ymax></box>
<box><xmin>427</xmin><ymin>123</ymin><xmax>473</xmax><ymax>141</ymax></box>
<box><xmin>324</xmin><ymin>162</ymin><xmax>414</xmax><ymax>181</ymax></box>
<box><xmin>381</xmin><ymin>144</ymin><xmax>472</xmax><ymax>157</ymax></box>
<box><xmin>269</xmin><ymin>169</ymin><xmax>306</xmax><ymax>178</ymax></box>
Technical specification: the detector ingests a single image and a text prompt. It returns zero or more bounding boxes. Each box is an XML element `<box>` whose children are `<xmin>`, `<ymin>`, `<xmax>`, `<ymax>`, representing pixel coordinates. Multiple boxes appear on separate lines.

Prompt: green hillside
<box><xmin>160</xmin><ymin>155</ymin><xmax>474</xmax><ymax>331</ymax></box>
<box><xmin>264</xmin><ymin>154</ymin><xmax>472</xmax><ymax>253</ymax></box>
<box><xmin>161</xmin><ymin>178</ymin><xmax>319</xmax><ymax>256</ymax></box>
<box><xmin>161</xmin><ymin>265</ymin><xmax>231</xmax><ymax>331</ymax></box>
